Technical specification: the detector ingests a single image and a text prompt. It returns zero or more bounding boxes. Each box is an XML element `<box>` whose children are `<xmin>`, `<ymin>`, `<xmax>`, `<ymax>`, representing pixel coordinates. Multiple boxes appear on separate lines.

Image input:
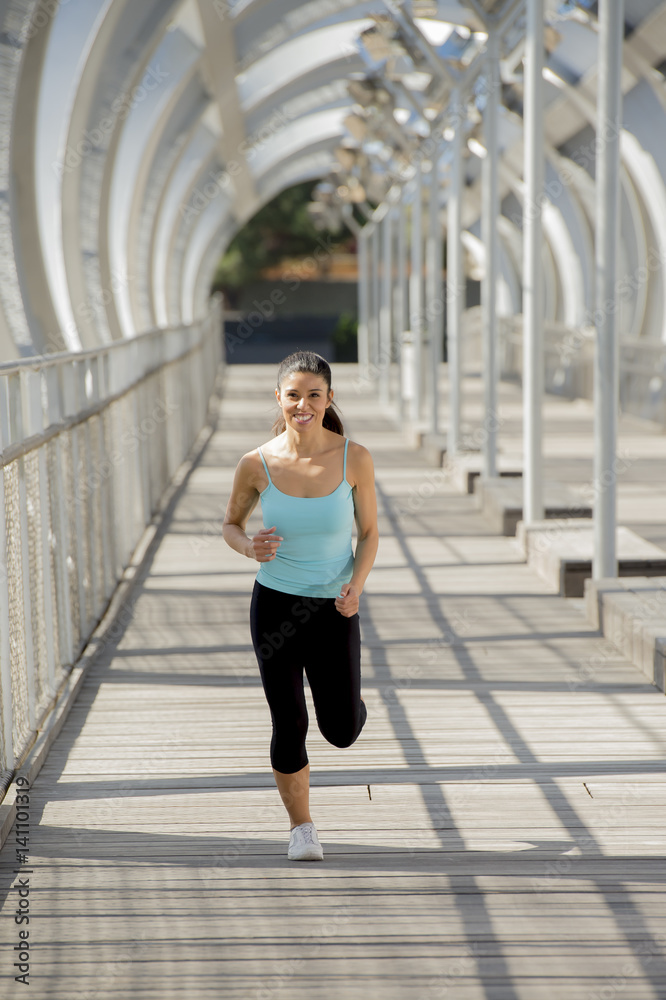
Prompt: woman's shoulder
<box><xmin>236</xmin><ymin>444</ymin><xmax>273</xmax><ymax>488</ymax></box>
<box><xmin>345</xmin><ymin>438</ymin><xmax>372</xmax><ymax>460</ymax></box>
<box><xmin>344</xmin><ymin>438</ymin><xmax>374</xmax><ymax>485</ymax></box>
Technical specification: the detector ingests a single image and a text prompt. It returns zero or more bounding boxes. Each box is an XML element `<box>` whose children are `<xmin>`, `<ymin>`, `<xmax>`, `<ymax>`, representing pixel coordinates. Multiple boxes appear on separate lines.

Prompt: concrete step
<box><xmin>444</xmin><ymin>452</ymin><xmax>522</xmax><ymax>494</ymax></box>
<box><xmin>477</xmin><ymin>477</ymin><xmax>591</xmax><ymax>536</ymax></box>
<box><xmin>516</xmin><ymin>518</ymin><xmax>666</xmax><ymax>597</ymax></box>
<box><xmin>584</xmin><ymin>576</ymin><xmax>666</xmax><ymax>692</ymax></box>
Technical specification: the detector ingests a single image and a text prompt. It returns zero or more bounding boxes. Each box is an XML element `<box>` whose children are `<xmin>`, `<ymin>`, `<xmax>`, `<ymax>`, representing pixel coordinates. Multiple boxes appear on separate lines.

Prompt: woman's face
<box><xmin>276</xmin><ymin>372</ymin><xmax>332</xmax><ymax>431</ymax></box>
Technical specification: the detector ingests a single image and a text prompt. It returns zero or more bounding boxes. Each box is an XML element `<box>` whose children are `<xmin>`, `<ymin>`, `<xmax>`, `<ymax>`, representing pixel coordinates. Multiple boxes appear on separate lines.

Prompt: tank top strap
<box><xmin>257</xmin><ymin>447</ymin><xmax>272</xmax><ymax>485</ymax></box>
<box><xmin>343</xmin><ymin>438</ymin><xmax>349</xmax><ymax>483</ymax></box>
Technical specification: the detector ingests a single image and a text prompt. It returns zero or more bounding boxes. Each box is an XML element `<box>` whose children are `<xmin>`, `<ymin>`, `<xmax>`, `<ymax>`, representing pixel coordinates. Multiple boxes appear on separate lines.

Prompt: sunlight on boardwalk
<box><xmin>2</xmin><ymin>364</ymin><xmax>666</xmax><ymax>999</ymax></box>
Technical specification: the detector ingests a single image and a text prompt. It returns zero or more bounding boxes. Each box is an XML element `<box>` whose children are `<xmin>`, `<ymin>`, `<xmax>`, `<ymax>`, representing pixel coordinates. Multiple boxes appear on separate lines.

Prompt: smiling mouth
<box><xmin>293</xmin><ymin>414</ymin><xmax>313</xmax><ymax>421</ymax></box>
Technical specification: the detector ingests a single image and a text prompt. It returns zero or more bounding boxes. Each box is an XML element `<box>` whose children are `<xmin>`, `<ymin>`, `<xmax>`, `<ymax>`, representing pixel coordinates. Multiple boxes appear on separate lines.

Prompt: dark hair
<box><xmin>272</xmin><ymin>351</ymin><xmax>344</xmax><ymax>436</ymax></box>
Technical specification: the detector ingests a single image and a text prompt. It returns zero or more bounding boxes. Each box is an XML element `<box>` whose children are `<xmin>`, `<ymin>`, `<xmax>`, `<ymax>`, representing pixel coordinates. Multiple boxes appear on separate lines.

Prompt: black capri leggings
<box><xmin>250</xmin><ymin>581</ymin><xmax>367</xmax><ymax>774</ymax></box>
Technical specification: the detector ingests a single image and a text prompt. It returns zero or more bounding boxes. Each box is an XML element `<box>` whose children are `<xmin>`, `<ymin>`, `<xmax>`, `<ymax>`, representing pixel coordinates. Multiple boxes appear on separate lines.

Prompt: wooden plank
<box><xmin>2</xmin><ymin>365</ymin><xmax>666</xmax><ymax>999</ymax></box>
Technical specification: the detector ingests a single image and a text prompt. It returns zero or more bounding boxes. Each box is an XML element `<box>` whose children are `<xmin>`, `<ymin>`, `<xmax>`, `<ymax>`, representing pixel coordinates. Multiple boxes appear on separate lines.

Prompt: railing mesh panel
<box><xmin>5</xmin><ymin>461</ymin><xmax>30</xmax><ymax>759</ymax></box>
<box><xmin>61</xmin><ymin>430</ymin><xmax>81</xmax><ymax>654</ymax></box>
<box><xmin>99</xmin><ymin>409</ymin><xmax>115</xmax><ymax>602</ymax></box>
<box><xmin>88</xmin><ymin>415</ymin><xmax>105</xmax><ymax>613</ymax></box>
<box><xmin>0</xmin><ymin>311</ymin><xmax>221</xmax><ymax>777</ymax></box>
<box><xmin>78</xmin><ymin>424</ymin><xmax>94</xmax><ymax>633</ymax></box>
<box><xmin>25</xmin><ymin>450</ymin><xmax>49</xmax><ymax>717</ymax></box>
<box><xmin>45</xmin><ymin>440</ymin><xmax>62</xmax><ymax>682</ymax></box>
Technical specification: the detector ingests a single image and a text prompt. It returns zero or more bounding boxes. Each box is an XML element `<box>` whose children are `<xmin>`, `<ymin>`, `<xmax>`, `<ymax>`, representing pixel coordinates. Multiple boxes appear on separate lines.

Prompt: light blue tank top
<box><xmin>255</xmin><ymin>439</ymin><xmax>355</xmax><ymax>598</ymax></box>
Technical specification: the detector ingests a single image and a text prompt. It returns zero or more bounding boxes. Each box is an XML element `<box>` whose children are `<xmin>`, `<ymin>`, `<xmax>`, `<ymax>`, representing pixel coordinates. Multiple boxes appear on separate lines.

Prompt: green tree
<box><xmin>211</xmin><ymin>181</ymin><xmax>349</xmax><ymax>303</ymax></box>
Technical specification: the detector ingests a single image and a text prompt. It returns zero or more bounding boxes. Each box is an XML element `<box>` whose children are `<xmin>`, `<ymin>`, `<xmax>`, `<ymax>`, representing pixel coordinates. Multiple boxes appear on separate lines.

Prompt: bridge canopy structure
<box><xmin>1</xmin><ymin>0</ymin><xmax>666</xmax><ymax>806</ymax></box>
<box><xmin>0</xmin><ymin>0</ymin><xmax>664</xmax><ymax>362</ymax></box>
<box><xmin>3</xmin><ymin>5</ymin><xmax>666</xmax><ymax>995</ymax></box>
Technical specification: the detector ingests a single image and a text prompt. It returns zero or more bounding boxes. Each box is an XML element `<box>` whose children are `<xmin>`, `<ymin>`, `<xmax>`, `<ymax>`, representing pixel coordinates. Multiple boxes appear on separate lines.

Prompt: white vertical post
<box><xmin>371</xmin><ymin>224</ymin><xmax>381</xmax><ymax>373</ymax></box>
<box><xmin>523</xmin><ymin>0</ymin><xmax>545</xmax><ymax>523</ymax></box>
<box><xmin>29</xmin><ymin>373</ymin><xmax>57</xmax><ymax>695</ymax></box>
<box><xmin>427</xmin><ymin>152</ymin><xmax>444</xmax><ymax>435</ymax></box>
<box><xmin>97</xmin><ymin>413</ymin><xmax>113</xmax><ymax>601</ymax></box>
<box><xmin>82</xmin><ymin>360</ymin><xmax>99</xmax><ymax>621</ymax></box>
<box><xmin>409</xmin><ymin>166</ymin><xmax>424</xmax><ymax>424</ymax></box>
<box><xmin>64</xmin><ymin>362</ymin><xmax>87</xmax><ymax>639</ymax></box>
<box><xmin>0</xmin><ymin>379</ymin><xmax>13</xmax><ymax>768</ymax></box>
<box><xmin>380</xmin><ymin>209</ymin><xmax>393</xmax><ymax>406</ymax></box>
<box><xmin>13</xmin><ymin>374</ymin><xmax>36</xmax><ymax>731</ymax></box>
<box><xmin>593</xmin><ymin>0</ymin><xmax>624</xmax><ymax>579</ymax></box>
<box><xmin>481</xmin><ymin>30</ymin><xmax>500</xmax><ymax>478</ymax></box>
<box><xmin>396</xmin><ymin>189</ymin><xmax>408</xmax><ymax>419</ymax></box>
<box><xmin>447</xmin><ymin>92</ymin><xmax>464</xmax><ymax>455</ymax></box>
<box><xmin>357</xmin><ymin>228</ymin><xmax>370</xmax><ymax>374</ymax></box>
<box><xmin>51</xmin><ymin>366</ymin><xmax>74</xmax><ymax>668</ymax></box>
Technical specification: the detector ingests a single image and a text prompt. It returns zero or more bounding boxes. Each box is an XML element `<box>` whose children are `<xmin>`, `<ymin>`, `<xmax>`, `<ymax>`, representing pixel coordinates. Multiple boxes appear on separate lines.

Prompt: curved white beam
<box><xmin>195</xmin><ymin>0</ymin><xmax>258</xmax><ymax>222</ymax></box>
<box><xmin>249</xmin><ymin>108</ymin><xmax>348</xmax><ymax>184</ymax></box>
<box><xmin>151</xmin><ymin>122</ymin><xmax>218</xmax><ymax>327</ymax></box>
<box><xmin>96</xmin><ymin>0</ymin><xmax>185</xmax><ymax>341</ymax></box>
<box><xmin>10</xmin><ymin>1</ymin><xmax>66</xmax><ymax>354</ymax></box>
<box><xmin>233</xmin><ymin>0</ymin><xmax>476</xmax><ymax>71</ymax></box>
<box><xmin>167</xmin><ymin>154</ymin><xmax>231</xmax><ymax>324</ymax></box>
<box><xmin>237</xmin><ymin>20</ymin><xmax>372</xmax><ymax>114</ymax></box>
<box><xmin>543</xmin><ymin>67</ymin><xmax>666</xmax><ymax>340</ymax></box>
<box><xmin>187</xmin><ymin>150</ymin><xmax>342</xmax><ymax>321</ymax></box>
<box><xmin>57</xmin><ymin>0</ymin><xmax>185</xmax><ymax>346</ymax></box>
<box><xmin>180</xmin><ymin>195</ymin><xmax>232</xmax><ymax>325</ymax></box>
<box><xmin>108</xmin><ymin>30</ymin><xmax>201</xmax><ymax>337</ymax></box>
<box><xmin>0</xmin><ymin>0</ymin><xmax>50</xmax><ymax>356</ymax></box>
<box><xmin>256</xmin><ymin>147</ymin><xmax>337</xmax><ymax>206</ymax></box>
<box><xmin>59</xmin><ymin>0</ymin><xmax>138</xmax><ymax>348</ymax></box>
<box><xmin>499</xmin><ymin>156</ymin><xmax>586</xmax><ymax>326</ymax></box>
<box><xmin>619</xmin><ymin>130</ymin><xmax>666</xmax><ymax>342</ymax></box>
<box><xmin>127</xmin><ymin>70</ymin><xmax>210</xmax><ymax>332</ymax></box>
<box><xmin>543</xmin><ymin>146</ymin><xmax>596</xmax><ymax>315</ymax></box>
<box><xmin>496</xmin><ymin>216</ymin><xmax>523</xmax><ymax>315</ymax></box>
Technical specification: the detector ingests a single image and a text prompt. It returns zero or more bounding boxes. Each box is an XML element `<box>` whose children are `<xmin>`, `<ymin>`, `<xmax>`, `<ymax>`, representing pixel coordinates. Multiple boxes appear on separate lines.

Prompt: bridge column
<box><xmin>380</xmin><ymin>208</ymin><xmax>393</xmax><ymax>406</ymax></box>
<box><xmin>481</xmin><ymin>29</ymin><xmax>500</xmax><ymax>478</ymax></box>
<box><xmin>396</xmin><ymin>188</ymin><xmax>409</xmax><ymax>420</ymax></box>
<box><xmin>371</xmin><ymin>223</ymin><xmax>381</xmax><ymax>375</ymax></box>
<box><xmin>357</xmin><ymin>226</ymin><xmax>370</xmax><ymax>376</ymax></box>
<box><xmin>426</xmin><ymin>151</ymin><xmax>444</xmax><ymax>436</ymax></box>
<box><xmin>409</xmin><ymin>164</ymin><xmax>424</xmax><ymax>425</ymax></box>
<box><xmin>523</xmin><ymin>0</ymin><xmax>545</xmax><ymax>523</ymax></box>
<box><xmin>447</xmin><ymin>92</ymin><xmax>464</xmax><ymax>455</ymax></box>
<box><xmin>593</xmin><ymin>0</ymin><xmax>624</xmax><ymax>579</ymax></box>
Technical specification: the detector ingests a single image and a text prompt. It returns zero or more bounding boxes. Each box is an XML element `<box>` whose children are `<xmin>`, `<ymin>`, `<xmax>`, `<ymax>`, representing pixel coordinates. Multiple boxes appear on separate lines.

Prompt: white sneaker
<box><xmin>287</xmin><ymin>822</ymin><xmax>324</xmax><ymax>861</ymax></box>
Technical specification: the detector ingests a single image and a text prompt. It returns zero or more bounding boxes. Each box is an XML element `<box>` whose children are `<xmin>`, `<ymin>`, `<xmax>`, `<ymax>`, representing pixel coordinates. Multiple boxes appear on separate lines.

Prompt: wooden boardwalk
<box><xmin>2</xmin><ymin>363</ymin><xmax>666</xmax><ymax>999</ymax></box>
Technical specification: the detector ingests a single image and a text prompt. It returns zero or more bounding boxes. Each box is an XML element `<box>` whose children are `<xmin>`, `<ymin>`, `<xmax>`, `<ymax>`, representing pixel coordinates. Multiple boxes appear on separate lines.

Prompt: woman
<box><xmin>223</xmin><ymin>351</ymin><xmax>378</xmax><ymax>861</ymax></box>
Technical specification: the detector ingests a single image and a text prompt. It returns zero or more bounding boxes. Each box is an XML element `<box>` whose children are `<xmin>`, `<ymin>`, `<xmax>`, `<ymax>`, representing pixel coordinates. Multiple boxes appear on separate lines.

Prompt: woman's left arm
<box><xmin>335</xmin><ymin>443</ymin><xmax>379</xmax><ymax>618</ymax></box>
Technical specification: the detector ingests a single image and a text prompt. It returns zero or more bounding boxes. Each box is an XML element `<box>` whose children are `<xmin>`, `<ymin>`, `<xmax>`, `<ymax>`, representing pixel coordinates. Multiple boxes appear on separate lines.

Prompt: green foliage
<box><xmin>211</xmin><ymin>181</ymin><xmax>347</xmax><ymax>297</ymax></box>
<box><xmin>332</xmin><ymin>312</ymin><xmax>358</xmax><ymax>362</ymax></box>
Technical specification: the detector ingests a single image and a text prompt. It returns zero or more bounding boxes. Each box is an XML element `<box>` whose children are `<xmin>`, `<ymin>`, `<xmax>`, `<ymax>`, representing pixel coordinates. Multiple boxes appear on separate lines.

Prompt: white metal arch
<box><xmin>150</xmin><ymin>120</ymin><xmax>219</xmax><ymax>327</ymax></box>
<box><xmin>109</xmin><ymin>30</ymin><xmax>202</xmax><ymax>338</ymax></box>
<box><xmin>544</xmin><ymin>66</ymin><xmax>666</xmax><ymax>341</ymax></box>
<box><xmin>188</xmin><ymin>148</ymin><xmax>339</xmax><ymax>323</ymax></box>
<box><xmin>5</xmin><ymin>0</ymin><xmax>666</xmax><ymax>365</ymax></box>
<box><xmin>127</xmin><ymin>69</ymin><xmax>210</xmax><ymax>333</ymax></box>
<box><xmin>56</xmin><ymin>0</ymin><xmax>184</xmax><ymax>346</ymax></box>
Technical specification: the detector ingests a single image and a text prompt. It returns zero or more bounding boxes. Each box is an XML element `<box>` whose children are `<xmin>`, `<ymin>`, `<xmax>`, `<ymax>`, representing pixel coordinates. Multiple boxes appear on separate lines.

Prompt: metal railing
<box><xmin>0</xmin><ymin>299</ymin><xmax>223</xmax><ymax>780</ymax></box>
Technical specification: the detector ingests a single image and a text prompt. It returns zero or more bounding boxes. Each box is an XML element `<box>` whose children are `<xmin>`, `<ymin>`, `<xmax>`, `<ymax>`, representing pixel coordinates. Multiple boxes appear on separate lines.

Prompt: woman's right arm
<box><xmin>222</xmin><ymin>453</ymin><xmax>282</xmax><ymax>562</ymax></box>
